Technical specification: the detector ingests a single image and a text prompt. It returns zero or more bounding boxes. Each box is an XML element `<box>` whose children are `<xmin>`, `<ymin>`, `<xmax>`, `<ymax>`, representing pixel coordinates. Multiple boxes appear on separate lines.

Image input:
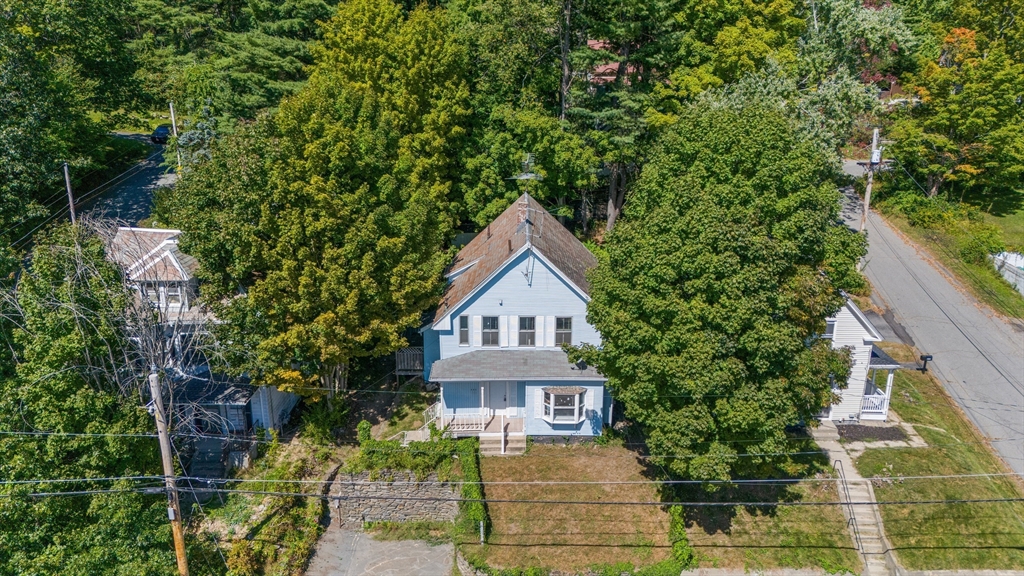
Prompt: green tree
<box><xmin>571</xmin><ymin>104</ymin><xmax>861</xmax><ymax>482</ymax></box>
<box><xmin>887</xmin><ymin>28</ymin><xmax>1024</xmax><ymax>205</ymax></box>
<box><xmin>168</xmin><ymin>0</ymin><xmax>470</xmax><ymax>394</ymax></box>
<box><xmin>0</xmin><ymin>224</ymin><xmax>171</xmax><ymax>576</ymax></box>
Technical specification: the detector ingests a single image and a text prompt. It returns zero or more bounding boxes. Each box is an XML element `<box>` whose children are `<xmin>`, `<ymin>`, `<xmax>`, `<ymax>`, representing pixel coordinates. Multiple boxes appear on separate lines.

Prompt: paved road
<box><xmin>81</xmin><ymin>137</ymin><xmax>176</xmax><ymax>225</ymax></box>
<box><xmin>839</xmin><ymin>185</ymin><xmax>1024</xmax><ymax>475</ymax></box>
<box><xmin>304</xmin><ymin>529</ymin><xmax>453</xmax><ymax>576</ymax></box>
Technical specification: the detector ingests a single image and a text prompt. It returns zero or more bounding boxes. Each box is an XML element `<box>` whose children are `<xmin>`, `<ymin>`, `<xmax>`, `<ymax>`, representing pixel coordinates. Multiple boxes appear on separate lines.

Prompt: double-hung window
<box><xmin>459</xmin><ymin>315</ymin><xmax>469</xmax><ymax>345</ymax></box>
<box><xmin>542</xmin><ymin>388</ymin><xmax>586</xmax><ymax>424</ymax></box>
<box><xmin>519</xmin><ymin>316</ymin><xmax>536</xmax><ymax>346</ymax></box>
<box><xmin>482</xmin><ymin>316</ymin><xmax>499</xmax><ymax>346</ymax></box>
<box><xmin>823</xmin><ymin>319</ymin><xmax>836</xmax><ymax>339</ymax></box>
<box><xmin>142</xmin><ymin>282</ymin><xmax>160</xmax><ymax>305</ymax></box>
<box><xmin>555</xmin><ymin>317</ymin><xmax>572</xmax><ymax>345</ymax></box>
<box><xmin>165</xmin><ymin>284</ymin><xmax>183</xmax><ymax>306</ymax></box>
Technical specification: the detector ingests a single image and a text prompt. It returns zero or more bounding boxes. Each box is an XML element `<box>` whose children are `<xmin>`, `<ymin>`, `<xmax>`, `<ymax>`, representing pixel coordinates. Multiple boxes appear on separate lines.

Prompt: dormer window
<box><xmin>519</xmin><ymin>316</ymin><xmax>536</xmax><ymax>346</ymax></box>
<box><xmin>142</xmin><ymin>282</ymin><xmax>160</xmax><ymax>305</ymax></box>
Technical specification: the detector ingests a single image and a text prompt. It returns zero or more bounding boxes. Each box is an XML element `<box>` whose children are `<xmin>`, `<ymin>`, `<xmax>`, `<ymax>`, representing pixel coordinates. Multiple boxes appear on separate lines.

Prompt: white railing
<box><xmin>444</xmin><ymin>412</ymin><xmax>487</xmax><ymax>432</ymax></box>
<box><xmin>861</xmin><ymin>394</ymin><xmax>888</xmax><ymax>414</ymax></box>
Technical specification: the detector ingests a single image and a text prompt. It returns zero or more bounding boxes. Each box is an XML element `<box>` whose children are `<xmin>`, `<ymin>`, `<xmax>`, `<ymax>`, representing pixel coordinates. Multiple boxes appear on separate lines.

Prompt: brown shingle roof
<box><xmin>108</xmin><ymin>227</ymin><xmax>199</xmax><ymax>283</ymax></box>
<box><xmin>433</xmin><ymin>194</ymin><xmax>597</xmax><ymax>324</ymax></box>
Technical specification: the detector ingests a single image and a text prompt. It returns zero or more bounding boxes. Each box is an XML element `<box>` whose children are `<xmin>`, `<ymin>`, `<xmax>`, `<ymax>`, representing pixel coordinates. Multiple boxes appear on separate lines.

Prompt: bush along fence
<box><xmin>875</xmin><ymin>192</ymin><xmax>1006</xmax><ymax>264</ymax></box>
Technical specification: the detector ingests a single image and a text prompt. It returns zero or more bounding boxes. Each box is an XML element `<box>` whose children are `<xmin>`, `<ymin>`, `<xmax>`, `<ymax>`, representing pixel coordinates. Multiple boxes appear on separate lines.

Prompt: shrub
<box><xmin>299</xmin><ymin>400</ymin><xmax>349</xmax><ymax>446</ymax></box>
<box><xmin>876</xmin><ymin>192</ymin><xmax>1005</xmax><ymax>263</ymax></box>
<box><xmin>226</xmin><ymin>539</ymin><xmax>262</xmax><ymax>576</ymax></box>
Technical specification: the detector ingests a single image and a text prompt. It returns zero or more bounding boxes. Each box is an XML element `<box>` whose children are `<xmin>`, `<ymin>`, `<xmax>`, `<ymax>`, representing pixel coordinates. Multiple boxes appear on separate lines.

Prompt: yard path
<box><xmin>840</xmin><ymin>187</ymin><xmax>1024</xmax><ymax>475</ymax></box>
<box><xmin>812</xmin><ymin>422</ymin><xmax>893</xmax><ymax>576</ymax></box>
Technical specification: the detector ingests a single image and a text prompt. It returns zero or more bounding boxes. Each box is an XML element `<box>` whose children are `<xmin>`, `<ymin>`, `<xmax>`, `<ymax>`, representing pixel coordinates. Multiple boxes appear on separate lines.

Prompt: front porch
<box><xmin>860</xmin><ymin>345</ymin><xmax>902</xmax><ymax>421</ymax></box>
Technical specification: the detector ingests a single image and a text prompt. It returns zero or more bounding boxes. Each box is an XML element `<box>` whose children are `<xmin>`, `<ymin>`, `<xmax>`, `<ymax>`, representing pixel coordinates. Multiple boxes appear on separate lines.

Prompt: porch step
<box><xmin>479</xmin><ymin>434</ymin><xmax>526</xmax><ymax>456</ymax></box>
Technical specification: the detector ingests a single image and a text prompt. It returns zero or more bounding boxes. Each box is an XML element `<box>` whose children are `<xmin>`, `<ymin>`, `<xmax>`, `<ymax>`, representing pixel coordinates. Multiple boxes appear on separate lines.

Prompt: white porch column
<box><xmin>882</xmin><ymin>370</ymin><xmax>895</xmax><ymax>418</ymax></box>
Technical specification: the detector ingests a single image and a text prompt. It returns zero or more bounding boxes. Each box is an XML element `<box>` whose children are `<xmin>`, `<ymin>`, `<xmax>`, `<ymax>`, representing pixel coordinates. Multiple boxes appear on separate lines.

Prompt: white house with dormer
<box><xmin>418</xmin><ymin>195</ymin><xmax>610</xmax><ymax>453</ymax></box>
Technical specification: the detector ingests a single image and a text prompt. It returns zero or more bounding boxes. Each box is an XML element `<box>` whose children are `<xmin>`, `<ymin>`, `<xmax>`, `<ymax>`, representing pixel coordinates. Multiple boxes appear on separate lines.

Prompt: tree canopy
<box><xmin>570</xmin><ymin>104</ymin><xmax>863</xmax><ymax>481</ymax></box>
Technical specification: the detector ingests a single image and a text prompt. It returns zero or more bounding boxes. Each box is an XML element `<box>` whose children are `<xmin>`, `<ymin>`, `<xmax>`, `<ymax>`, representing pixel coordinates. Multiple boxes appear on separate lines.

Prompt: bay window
<box><xmin>541</xmin><ymin>387</ymin><xmax>586</xmax><ymax>424</ymax></box>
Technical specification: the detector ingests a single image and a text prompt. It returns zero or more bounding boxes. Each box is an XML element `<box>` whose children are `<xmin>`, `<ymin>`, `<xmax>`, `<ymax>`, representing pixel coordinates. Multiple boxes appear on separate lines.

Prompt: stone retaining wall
<box><xmin>332</xmin><ymin>471</ymin><xmax>459</xmax><ymax>526</ymax></box>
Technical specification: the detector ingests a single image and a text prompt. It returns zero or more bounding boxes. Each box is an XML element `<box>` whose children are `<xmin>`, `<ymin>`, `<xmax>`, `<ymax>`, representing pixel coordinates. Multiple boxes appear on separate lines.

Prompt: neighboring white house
<box><xmin>418</xmin><ymin>194</ymin><xmax>610</xmax><ymax>454</ymax></box>
<box><xmin>107</xmin><ymin>227</ymin><xmax>298</xmax><ymax>434</ymax></box>
<box><xmin>823</xmin><ymin>299</ymin><xmax>902</xmax><ymax>422</ymax></box>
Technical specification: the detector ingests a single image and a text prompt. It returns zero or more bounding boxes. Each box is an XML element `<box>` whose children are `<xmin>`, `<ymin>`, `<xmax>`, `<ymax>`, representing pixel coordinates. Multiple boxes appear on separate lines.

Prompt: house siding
<box><xmin>828</xmin><ymin>302</ymin><xmax>878</xmax><ymax>421</ymax></box>
<box><xmin>250</xmin><ymin>386</ymin><xmax>300</xmax><ymax>431</ymax></box>
<box><xmin>428</xmin><ymin>250</ymin><xmax>600</xmax><ymax>364</ymax></box>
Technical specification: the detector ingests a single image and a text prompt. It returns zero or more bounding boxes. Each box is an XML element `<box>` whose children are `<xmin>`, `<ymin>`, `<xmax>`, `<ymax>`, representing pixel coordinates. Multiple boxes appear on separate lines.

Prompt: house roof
<box><xmin>172</xmin><ymin>373</ymin><xmax>255</xmax><ymax>406</ymax></box>
<box><xmin>843</xmin><ymin>299</ymin><xmax>884</xmax><ymax>342</ymax></box>
<box><xmin>108</xmin><ymin>227</ymin><xmax>199</xmax><ymax>283</ymax></box>
<box><xmin>433</xmin><ymin>194</ymin><xmax>597</xmax><ymax>324</ymax></box>
<box><xmin>869</xmin><ymin>345</ymin><xmax>902</xmax><ymax>370</ymax></box>
<box><xmin>429</xmin><ymin>350</ymin><xmax>605</xmax><ymax>382</ymax></box>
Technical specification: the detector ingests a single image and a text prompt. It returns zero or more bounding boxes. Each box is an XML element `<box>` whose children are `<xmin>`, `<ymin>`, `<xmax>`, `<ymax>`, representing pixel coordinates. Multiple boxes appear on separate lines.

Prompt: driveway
<box><xmin>304</xmin><ymin>528</ymin><xmax>453</xmax><ymax>576</ymax></box>
<box><xmin>81</xmin><ymin>136</ymin><xmax>177</xmax><ymax>225</ymax></box>
<box><xmin>842</xmin><ymin>188</ymin><xmax>1024</xmax><ymax>474</ymax></box>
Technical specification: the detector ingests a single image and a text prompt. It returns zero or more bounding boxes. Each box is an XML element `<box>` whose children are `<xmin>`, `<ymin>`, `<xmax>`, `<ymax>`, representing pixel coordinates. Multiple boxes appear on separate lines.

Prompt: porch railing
<box><xmin>444</xmin><ymin>411</ymin><xmax>487</xmax><ymax>432</ymax></box>
<box><xmin>861</xmin><ymin>394</ymin><xmax>888</xmax><ymax>414</ymax></box>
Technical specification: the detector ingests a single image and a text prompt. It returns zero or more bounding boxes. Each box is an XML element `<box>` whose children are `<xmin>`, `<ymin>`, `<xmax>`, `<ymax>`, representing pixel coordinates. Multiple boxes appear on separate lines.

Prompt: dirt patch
<box><xmin>837</xmin><ymin>424</ymin><xmax>907</xmax><ymax>443</ymax></box>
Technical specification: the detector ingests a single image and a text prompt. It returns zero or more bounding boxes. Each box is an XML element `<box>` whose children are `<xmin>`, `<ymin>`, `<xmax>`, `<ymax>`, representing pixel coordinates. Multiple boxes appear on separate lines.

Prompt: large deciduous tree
<box><xmin>571</xmin><ymin>104</ymin><xmax>863</xmax><ymax>482</ymax></box>
<box><xmin>168</xmin><ymin>0</ymin><xmax>470</xmax><ymax>395</ymax></box>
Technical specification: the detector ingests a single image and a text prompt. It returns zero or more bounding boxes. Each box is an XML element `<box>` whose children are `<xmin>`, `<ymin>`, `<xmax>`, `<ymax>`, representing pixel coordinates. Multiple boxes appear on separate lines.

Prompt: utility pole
<box><xmin>148</xmin><ymin>370</ymin><xmax>190</xmax><ymax>576</ymax></box>
<box><xmin>860</xmin><ymin>128</ymin><xmax>882</xmax><ymax>233</ymax></box>
<box><xmin>62</xmin><ymin>162</ymin><xmax>76</xmax><ymax>224</ymax></box>
<box><xmin>168</xmin><ymin>101</ymin><xmax>182</xmax><ymax>171</ymax></box>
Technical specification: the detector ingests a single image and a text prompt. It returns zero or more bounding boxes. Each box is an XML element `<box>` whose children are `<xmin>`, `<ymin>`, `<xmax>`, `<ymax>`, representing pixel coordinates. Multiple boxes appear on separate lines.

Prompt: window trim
<box><xmin>458</xmin><ymin>315</ymin><xmax>469</xmax><ymax>346</ymax></box>
<box><xmin>555</xmin><ymin>316</ymin><xmax>572</xmax><ymax>345</ymax></box>
<box><xmin>541</xmin><ymin>389</ymin><xmax>586</xmax><ymax>424</ymax></box>
<box><xmin>481</xmin><ymin>316</ymin><xmax>499</xmax><ymax>347</ymax></box>
<box><xmin>519</xmin><ymin>316</ymin><xmax>536</xmax><ymax>347</ymax></box>
<box><xmin>823</xmin><ymin>319</ymin><xmax>836</xmax><ymax>339</ymax></box>
<box><xmin>165</xmin><ymin>284</ymin><xmax>183</xmax><ymax>306</ymax></box>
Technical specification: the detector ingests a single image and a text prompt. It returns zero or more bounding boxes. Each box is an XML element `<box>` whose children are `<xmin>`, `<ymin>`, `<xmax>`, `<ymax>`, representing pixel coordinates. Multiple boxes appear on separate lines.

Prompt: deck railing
<box><xmin>861</xmin><ymin>394</ymin><xmax>888</xmax><ymax>414</ymax></box>
<box><xmin>395</xmin><ymin>347</ymin><xmax>424</xmax><ymax>376</ymax></box>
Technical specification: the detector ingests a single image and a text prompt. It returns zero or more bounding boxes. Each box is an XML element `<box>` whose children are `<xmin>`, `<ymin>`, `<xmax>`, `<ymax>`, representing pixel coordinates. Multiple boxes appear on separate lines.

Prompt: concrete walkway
<box><xmin>812</xmin><ymin>421</ymin><xmax>894</xmax><ymax>576</ymax></box>
<box><xmin>839</xmin><ymin>188</ymin><xmax>1024</xmax><ymax>475</ymax></box>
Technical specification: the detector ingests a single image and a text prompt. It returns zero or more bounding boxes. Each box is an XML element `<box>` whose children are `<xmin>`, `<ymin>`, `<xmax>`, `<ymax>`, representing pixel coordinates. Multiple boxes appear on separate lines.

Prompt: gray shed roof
<box><xmin>172</xmin><ymin>374</ymin><xmax>255</xmax><ymax>406</ymax></box>
<box><xmin>869</xmin><ymin>345</ymin><xmax>902</xmax><ymax>370</ymax></box>
<box><xmin>429</xmin><ymin>350</ymin><xmax>605</xmax><ymax>382</ymax></box>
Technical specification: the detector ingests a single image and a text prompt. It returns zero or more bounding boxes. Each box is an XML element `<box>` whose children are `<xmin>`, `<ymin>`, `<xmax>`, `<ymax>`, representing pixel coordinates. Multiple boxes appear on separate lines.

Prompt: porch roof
<box><xmin>869</xmin><ymin>345</ymin><xmax>902</xmax><ymax>370</ymax></box>
<box><xmin>429</xmin><ymin>350</ymin><xmax>605</xmax><ymax>382</ymax></box>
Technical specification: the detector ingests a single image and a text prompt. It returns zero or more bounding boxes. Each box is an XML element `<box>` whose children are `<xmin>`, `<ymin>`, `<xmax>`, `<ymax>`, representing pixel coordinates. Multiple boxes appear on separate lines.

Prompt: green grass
<box><xmin>854</xmin><ymin>344</ymin><xmax>1024</xmax><ymax>570</ymax></box>
<box><xmin>884</xmin><ymin>214</ymin><xmax>1024</xmax><ymax>318</ymax></box>
<box><xmin>364</xmin><ymin>520</ymin><xmax>454</xmax><ymax>545</ymax></box>
<box><xmin>377</xmin><ymin>380</ymin><xmax>433</xmax><ymax>439</ymax></box>
<box><xmin>984</xmin><ymin>209</ymin><xmax>1024</xmax><ymax>251</ymax></box>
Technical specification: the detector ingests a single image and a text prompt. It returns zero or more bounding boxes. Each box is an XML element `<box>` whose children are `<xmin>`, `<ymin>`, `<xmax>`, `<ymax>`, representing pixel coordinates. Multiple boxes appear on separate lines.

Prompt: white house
<box><xmin>823</xmin><ymin>299</ymin><xmax>902</xmax><ymax>422</ymax></box>
<box><xmin>107</xmin><ymin>227</ymin><xmax>299</xmax><ymax>434</ymax></box>
<box><xmin>419</xmin><ymin>195</ymin><xmax>610</xmax><ymax>453</ymax></box>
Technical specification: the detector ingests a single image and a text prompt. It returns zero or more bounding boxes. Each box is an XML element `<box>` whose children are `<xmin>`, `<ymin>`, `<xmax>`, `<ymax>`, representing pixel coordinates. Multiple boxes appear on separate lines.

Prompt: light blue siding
<box><xmin>432</xmin><ymin>250</ymin><xmax>600</xmax><ymax>360</ymax></box>
<box><xmin>423</xmin><ymin>328</ymin><xmax>440</xmax><ymax>381</ymax></box>
<box><xmin>442</xmin><ymin>382</ymin><xmax>483</xmax><ymax>415</ymax></box>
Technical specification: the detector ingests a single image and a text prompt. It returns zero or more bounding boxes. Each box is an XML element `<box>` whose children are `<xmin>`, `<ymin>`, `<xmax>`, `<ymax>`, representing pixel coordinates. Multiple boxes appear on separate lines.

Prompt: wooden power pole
<box><xmin>148</xmin><ymin>370</ymin><xmax>190</xmax><ymax>576</ymax></box>
<box><xmin>860</xmin><ymin>128</ymin><xmax>882</xmax><ymax>233</ymax></box>
<box><xmin>62</xmin><ymin>162</ymin><xmax>76</xmax><ymax>224</ymax></box>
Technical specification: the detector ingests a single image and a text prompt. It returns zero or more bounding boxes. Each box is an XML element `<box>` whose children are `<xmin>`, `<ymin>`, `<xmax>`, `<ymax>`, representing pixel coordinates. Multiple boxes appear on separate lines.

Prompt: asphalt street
<box><xmin>838</xmin><ymin>168</ymin><xmax>1024</xmax><ymax>475</ymax></box>
<box><xmin>81</xmin><ymin>137</ymin><xmax>176</xmax><ymax>225</ymax></box>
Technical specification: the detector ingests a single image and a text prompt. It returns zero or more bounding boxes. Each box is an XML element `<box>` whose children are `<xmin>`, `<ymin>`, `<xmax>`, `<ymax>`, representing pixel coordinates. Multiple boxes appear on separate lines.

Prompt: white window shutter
<box><xmin>509</xmin><ymin>315</ymin><xmax>519</xmax><ymax>347</ymax></box>
<box><xmin>472</xmin><ymin>315</ymin><xmax>482</xmax><ymax>347</ymax></box>
<box><xmin>534</xmin><ymin>388</ymin><xmax>543</xmax><ymax>418</ymax></box>
<box><xmin>545</xmin><ymin>315</ymin><xmax>556</xmax><ymax>347</ymax></box>
<box><xmin>535</xmin><ymin>316</ymin><xmax>545</xmax><ymax>347</ymax></box>
<box><xmin>499</xmin><ymin>315</ymin><xmax>508</xmax><ymax>347</ymax></box>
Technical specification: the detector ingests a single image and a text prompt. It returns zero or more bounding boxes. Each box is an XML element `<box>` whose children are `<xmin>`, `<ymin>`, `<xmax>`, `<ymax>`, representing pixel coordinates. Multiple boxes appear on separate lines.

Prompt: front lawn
<box><xmin>854</xmin><ymin>343</ymin><xmax>1024</xmax><ymax>570</ymax></box>
<box><xmin>680</xmin><ymin>479</ymin><xmax>860</xmax><ymax>573</ymax></box>
<box><xmin>464</xmin><ymin>443</ymin><xmax>674</xmax><ymax>572</ymax></box>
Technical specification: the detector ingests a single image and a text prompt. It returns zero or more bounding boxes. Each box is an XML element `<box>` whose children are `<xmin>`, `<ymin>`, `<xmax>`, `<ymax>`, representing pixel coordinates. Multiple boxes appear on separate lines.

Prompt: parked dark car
<box><xmin>151</xmin><ymin>124</ymin><xmax>172</xmax><ymax>144</ymax></box>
